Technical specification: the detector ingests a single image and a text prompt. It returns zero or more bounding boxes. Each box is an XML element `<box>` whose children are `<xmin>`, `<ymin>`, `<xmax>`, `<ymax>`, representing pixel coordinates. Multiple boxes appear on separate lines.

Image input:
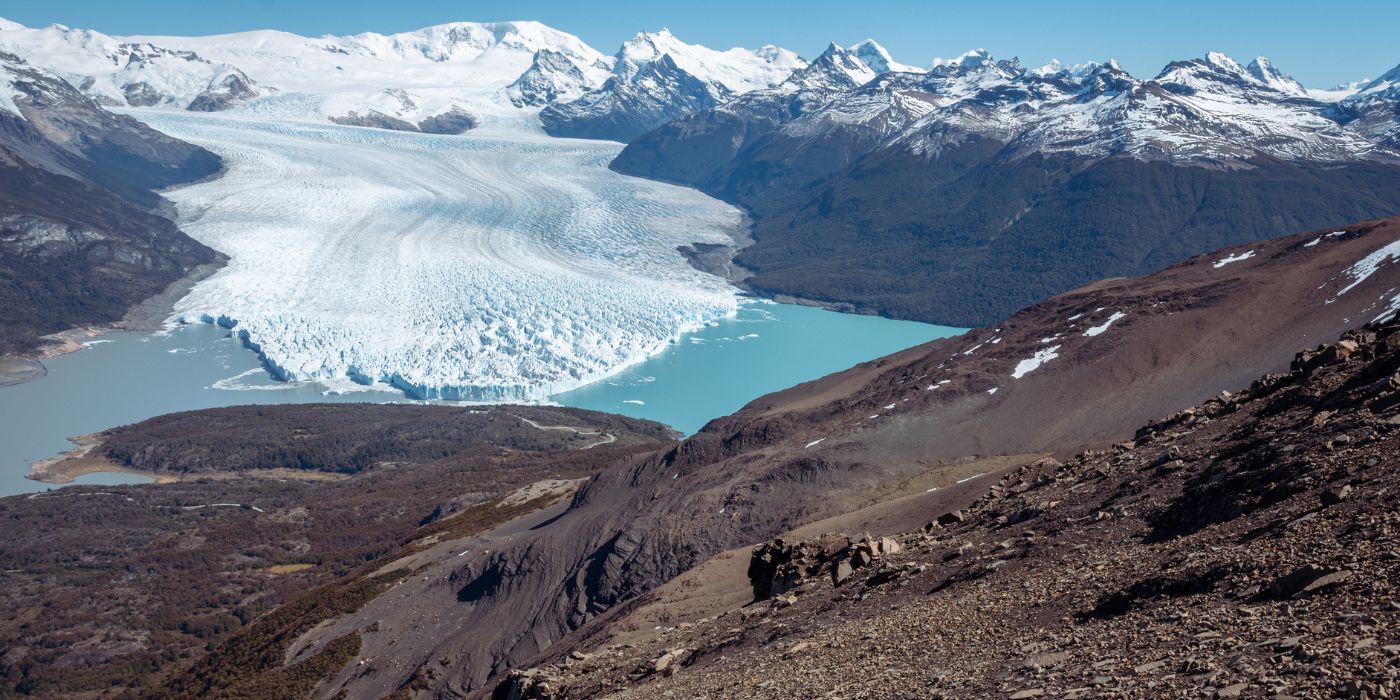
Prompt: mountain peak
<box><xmin>933</xmin><ymin>48</ymin><xmax>993</xmax><ymax>70</ymax></box>
<box><xmin>1246</xmin><ymin>55</ymin><xmax>1307</xmax><ymax>95</ymax></box>
<box><xmin>803</xmin><ymin>41</ymin><xmax>877</xmax><ymax>87</ymax></box>
<box><xmin>1204</xmin><ymin>50</ymin><xmax>1246</xmax><ymax>74</ymax></box>
<box><xmin>847</xmin><ymin>38</ymin><xmax>921</xmax><ymax>74</ymax></box>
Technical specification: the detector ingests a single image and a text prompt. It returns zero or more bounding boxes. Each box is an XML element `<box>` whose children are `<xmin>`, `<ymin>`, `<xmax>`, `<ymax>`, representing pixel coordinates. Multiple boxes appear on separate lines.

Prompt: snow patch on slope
<box><xmin>1011</xmin><ymin>345</ymin><xmax>1061</xmax><ymax>379</ymax></box>
<box><xmin>1336</xmin><ymin>239</ymin><xmax>1400</xmax><ymax>297</ymax></box>
<box><xmin>1083</xmin><ymin>312</ymin><xmax>1127</xmax><ymax>337</ymax></box>
<box><xmin>1213</xmin><ymin>250</ymin><xmax>1256</xmax><ymax>268</ymax></box>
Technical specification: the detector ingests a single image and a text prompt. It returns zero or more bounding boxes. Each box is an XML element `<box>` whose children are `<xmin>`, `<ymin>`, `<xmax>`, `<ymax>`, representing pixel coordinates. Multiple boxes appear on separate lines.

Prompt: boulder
<box><xmin>1269</xmin><ymin>564</ymin><xmax>1353</xmax><ymax>598</ymax></box>
<box><xmin>1321</xmin><ymin>485</ymin><xmax>1352</xmax><ymax>506</ymax></box>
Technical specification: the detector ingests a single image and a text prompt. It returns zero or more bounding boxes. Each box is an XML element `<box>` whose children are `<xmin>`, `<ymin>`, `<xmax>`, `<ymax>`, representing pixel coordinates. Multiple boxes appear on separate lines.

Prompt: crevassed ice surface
<box><xmin>139</xmin><ymin>111</ymin><xmax>742</xmax><ymax>400</ymax></box>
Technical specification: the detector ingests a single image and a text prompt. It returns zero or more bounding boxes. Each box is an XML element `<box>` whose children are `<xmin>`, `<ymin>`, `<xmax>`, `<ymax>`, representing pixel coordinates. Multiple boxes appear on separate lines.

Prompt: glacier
<box><xmin>138</xmin><ymin>111</ymin><xmax>744</xmax><ymax>400</ymax></box>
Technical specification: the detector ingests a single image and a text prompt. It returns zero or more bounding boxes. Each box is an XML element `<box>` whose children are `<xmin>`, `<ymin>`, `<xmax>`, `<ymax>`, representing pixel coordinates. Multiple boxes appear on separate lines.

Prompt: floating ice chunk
<box><xmin>1213</xmin><ymin>250</ymin><xmax>1256</xmax><ymax>268</ymax></box>
<box><xmin>1011</xmin><ymin>345</ymin><xmax>1061</xmax><ymax>379</ymax></box>
<box><xmin>1083</xmin><ymin>312</ymin><xmax>1126</xmax><ymax>337</ymax></box>
<box><xmin>622</xmin><ymin>399</ymin><xmax>646</xmax><ymax>405</ymax></box>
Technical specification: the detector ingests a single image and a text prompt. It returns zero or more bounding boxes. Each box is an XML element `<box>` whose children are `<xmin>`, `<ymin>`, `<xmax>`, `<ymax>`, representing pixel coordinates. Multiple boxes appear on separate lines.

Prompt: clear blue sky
<box><xmin>1</xmin><ymin>0</ymin><xmax>1394</xmax><ymax>88</ymax></box>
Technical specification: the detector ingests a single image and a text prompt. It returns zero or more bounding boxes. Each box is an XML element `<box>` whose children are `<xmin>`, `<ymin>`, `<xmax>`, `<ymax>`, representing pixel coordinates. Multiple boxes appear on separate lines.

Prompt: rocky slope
<box><xmin>614</xmin><ymin>49</ymin><xmax>1400</xmax><ymax>326</ymax></box>
<box><xmin>0</xmin><ymin>50</ymin><xmax>220</xmax><ymax>354</ymax></box>
<box><xmin>0</xmin><ymin>405</ymin><xmax>674</xmax><ymax>697</ymax></box>
<box><xmin>501</xmin><ymin>319</ymin><xmax>1400</xmax><ymax>699</ymax></box>
<box><xmin>168</xmin><ymin>217</ymin><xmax>1400</xmax><ymax>698</ymax></box>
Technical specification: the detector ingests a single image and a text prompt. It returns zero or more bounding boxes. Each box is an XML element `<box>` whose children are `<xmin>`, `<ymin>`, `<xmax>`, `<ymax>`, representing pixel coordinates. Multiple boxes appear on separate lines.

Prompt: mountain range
<box><xmin>614</xmin><ymin>43</ymin><xmax>1400</xmax><ymax>325</ymax></box>
<box><xmin>11</xmin><ymin>17</ymin><xmax>1397</xmax><ymax>329</ymax></box>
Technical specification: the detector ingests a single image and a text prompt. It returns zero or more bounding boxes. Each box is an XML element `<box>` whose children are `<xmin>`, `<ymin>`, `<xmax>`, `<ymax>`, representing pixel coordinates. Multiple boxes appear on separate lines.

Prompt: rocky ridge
<box><xmin>497</xmin><ymin>320</ymin><xmax>1400</xmax><ymax>699</ymax></box>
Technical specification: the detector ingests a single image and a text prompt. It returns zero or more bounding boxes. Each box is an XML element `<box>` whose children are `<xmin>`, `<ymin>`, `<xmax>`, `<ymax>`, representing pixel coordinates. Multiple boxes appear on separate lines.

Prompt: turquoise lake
<box><xmin>0</xmin><ymin>301</ymin><xmax>960</xmax><ymax>496</ymax></box>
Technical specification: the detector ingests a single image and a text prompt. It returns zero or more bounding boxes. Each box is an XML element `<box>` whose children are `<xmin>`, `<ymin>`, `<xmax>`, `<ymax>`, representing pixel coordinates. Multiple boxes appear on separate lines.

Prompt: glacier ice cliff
<box><xmin>143</xmin><ymin>112</ymin><xmax>743</xmax><ymax>400</ymax></box>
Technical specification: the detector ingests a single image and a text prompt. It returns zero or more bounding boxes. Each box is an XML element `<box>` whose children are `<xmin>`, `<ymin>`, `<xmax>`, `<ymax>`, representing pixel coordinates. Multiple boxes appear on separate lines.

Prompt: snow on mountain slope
<box><xmin>0</xmin><ymin>17</ymin><xmax>617</xmax><ymax>127</ymax></box>
<box><xmin>507</xmin><ymin>49</ymin><xmax>599</xmax><ymax>106</ymax></box>
<box><xmin>0</xmin><ymin>55</ymin><xmax>23</xmax><ymax>117</ymax></box>
<box><xmin>1341</xmin><ymin>63</ymin><xmax>1400</xmax><ymax>148</ymax></box>
<box><xmin>1246</xmin><ymin>56</ymin><xmax>1307</xmax><ymax>96</ymax></box>
<box><xmin>139</xmin><ymin>111</ymin><xmax>742</xmax><ymax>400</ymax></box>
<box><xmin>0</xmin><ymin>21</ymin><xmax>266</xmax><ymax>110</ymax></box>
<box><xmin>849</xmin><ymin>39</ymin><xmax>921</xmax><ymax>74</ymax></box>
<box><xmin>742</xmin><ymin>48</ymin><xmax>1393</xmax><ymax>165</ymax></box>
<box><xmin>538</xmin><ymin>29</ymin><xmax>808</xmax><ymax>141</ymax></box>
<box><xmin>611</xmin><ymin>29</ymin><xmax>803</xmax><ymax>94</ymax></box>
<box><xmin>126</xmin><ymin>21</ymin><xmax>610</xmax><ymax>126</ymax></box>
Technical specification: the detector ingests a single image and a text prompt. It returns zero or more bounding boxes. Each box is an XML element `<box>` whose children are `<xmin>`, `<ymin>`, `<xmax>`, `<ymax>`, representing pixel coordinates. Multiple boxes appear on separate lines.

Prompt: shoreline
<box><xmin>0</xmin><ymin>255</ymin><xmax>227</xmax><ymax>390</ymax></box>
<box><xmin>25</xmin><ymin>433</ymin><xmax>177</xmax><ymax>485</ymax></box>
<box><xmin>677</xmin><ymin>210</ymin><xmax>868</xmax><ymax>317</ymax></box>
<box><xmin>26</xmin><ymin>431</ymin><xmax>351</xmax><ymax>486</ymax></box>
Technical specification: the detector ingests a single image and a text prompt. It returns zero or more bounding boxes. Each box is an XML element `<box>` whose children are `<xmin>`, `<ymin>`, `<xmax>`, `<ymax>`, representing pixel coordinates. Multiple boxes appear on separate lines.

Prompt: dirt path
<box><xmin>505</xmin><ymin>413</ymin><xmax>617</xmax><ymax>449</ymax></box>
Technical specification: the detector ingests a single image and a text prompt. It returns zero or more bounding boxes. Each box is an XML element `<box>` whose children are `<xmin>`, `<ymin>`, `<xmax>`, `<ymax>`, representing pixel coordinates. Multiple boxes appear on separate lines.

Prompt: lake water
<box><xmin>0</xmin><ymin>303</ymin><xmax>959</xmax><ymax>496</ymax></box>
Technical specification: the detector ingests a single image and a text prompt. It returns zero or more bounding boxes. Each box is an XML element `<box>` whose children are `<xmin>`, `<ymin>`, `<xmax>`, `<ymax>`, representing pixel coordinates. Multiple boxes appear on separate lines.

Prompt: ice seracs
<box><xmin>148</xmin><ymin>112</ymin><xmax>744</xmax><ymax>401</ymax></box>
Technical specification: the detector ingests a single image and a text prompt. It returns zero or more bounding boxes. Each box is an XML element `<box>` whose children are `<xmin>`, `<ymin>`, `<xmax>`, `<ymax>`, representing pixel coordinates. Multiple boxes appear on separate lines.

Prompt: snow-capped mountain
<box><xmin>539</xmin><ymin>29</ymin><xmax>806</xmax><ymax>141</ymax></box>
<box><xmin>0</xmin><ymin>18</ymin><xmax>817</xmax><ymax>138</ymax></box>
<box><xmin>1245</xmin><ymin>55</ymin><xmax>1307</xmax><ymax>96</ymax></box>
<box><xmin>0</xmin><ymin>17</ymin><xmax>615</xmax><ymax>129</ymax></box>
<box><xmin>539</xmin><ymin>53</ymin><xmax>733</xmax><ymax>141</ymax></box>
<box><xmin>507</xmin><ymin>49</ymin><xmax>601</xmax><ymax>106</ymax></box>
<box><xmin>610</xmin><ymin>28</ymin><xmax>803</xmax><ymax>94</ymax></box>
<box><xmin>0</xmin><ymin>21</ymin><xmax>267</xmax><ymax>111</ymax></box>
<box><xmin>648</xmin><ymin>46</ymin><xmax>1396</xmax><ymax>172</ymax></box>
<box><xmin>615</xmin><ymin>49</ymin><xmax>1400</xmax><ymax>327</ymax></box>
<box><xmin>1340</xmin><ymin>65</ymin><xmax>1400</xmax><ymax>149</ymax></box>
<box><xmin>848</xmin><ymin>39</ymin><xmax>922</xmax><ymax>74</ymax></box>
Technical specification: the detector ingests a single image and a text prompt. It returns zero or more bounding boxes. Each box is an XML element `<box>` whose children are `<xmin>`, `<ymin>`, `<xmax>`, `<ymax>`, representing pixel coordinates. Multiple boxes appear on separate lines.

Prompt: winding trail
<box><xmin>505</xmin><ymin>412</ymin><xmax>617</xmax><ymax>449</ymax></box>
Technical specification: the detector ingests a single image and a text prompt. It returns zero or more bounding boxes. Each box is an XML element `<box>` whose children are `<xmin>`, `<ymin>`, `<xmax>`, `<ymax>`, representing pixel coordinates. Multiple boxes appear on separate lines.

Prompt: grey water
<box><xmin>0</xmin><ymin>303</ymin><xmax>960</xmax><ymax>496</ymax></box>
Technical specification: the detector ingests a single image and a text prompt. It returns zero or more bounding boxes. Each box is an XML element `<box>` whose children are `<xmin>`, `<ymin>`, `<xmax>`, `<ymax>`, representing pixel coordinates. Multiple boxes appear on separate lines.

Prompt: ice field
<box><xmin>139</xmin><ymin>111</ymin><xmax>744</xmax><ymax>400</ymax></box>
